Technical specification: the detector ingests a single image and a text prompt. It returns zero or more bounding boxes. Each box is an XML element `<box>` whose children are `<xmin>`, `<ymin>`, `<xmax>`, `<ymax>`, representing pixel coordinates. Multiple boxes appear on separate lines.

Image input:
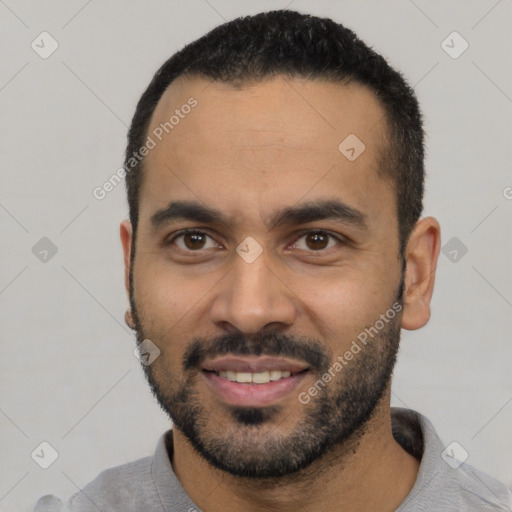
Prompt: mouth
<box><xmin>201</xmin><ymin>356</ymin><xmax>310</xmax><ymax>407</ymax></box>
<box><xmin>207</xmin><ymin>369</ymin><xmax>296</xmax><ymax>384</ymax></box>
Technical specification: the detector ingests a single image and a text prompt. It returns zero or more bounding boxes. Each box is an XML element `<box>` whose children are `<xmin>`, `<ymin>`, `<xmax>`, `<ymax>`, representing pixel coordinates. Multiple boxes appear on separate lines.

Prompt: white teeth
<box><xmin>252</xmin><ymin>371</ymin><xmax>270</xmax><ymax>384</ymax></box>
<box><xmin>217</xmin><ymin>370</ymin><xmax>292</xmax><ymax>384</ymax></box>
<box><xmin>270</xmin><ymin>370</ymin><xmax>290</xmax><ymax>380</ymax></box>
<box><xmin>235</xmin><ymin>372</ymin><xmax>252</xmax><ymax>383</ymax></box>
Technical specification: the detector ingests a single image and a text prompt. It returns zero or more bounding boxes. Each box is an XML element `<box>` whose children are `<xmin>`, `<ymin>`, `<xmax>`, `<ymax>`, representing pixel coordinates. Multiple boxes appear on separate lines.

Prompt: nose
<box><xmin>210</xmin><ymin>251</ymin><xmax>297</xmax><ymax>334</ymax></box>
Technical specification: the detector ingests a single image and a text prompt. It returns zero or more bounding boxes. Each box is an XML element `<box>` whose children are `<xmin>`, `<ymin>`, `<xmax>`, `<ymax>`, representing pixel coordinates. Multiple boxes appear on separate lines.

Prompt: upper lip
<box><xmin>202</xmin><ymin>356</ymin><xmax>309</xmax><ymax>374</ymax></box>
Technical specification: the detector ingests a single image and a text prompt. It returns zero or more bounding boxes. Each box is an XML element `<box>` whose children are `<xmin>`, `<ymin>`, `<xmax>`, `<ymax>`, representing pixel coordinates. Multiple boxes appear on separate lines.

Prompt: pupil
<box><xmin>186</xmin><ymin>233</ymin><xmax>205</xmax><ymax>249</ymax></box>
<box><xmin>308</xmin><ymin>232</ymin><xmax>327</xmax><ymax>250</ymax></box>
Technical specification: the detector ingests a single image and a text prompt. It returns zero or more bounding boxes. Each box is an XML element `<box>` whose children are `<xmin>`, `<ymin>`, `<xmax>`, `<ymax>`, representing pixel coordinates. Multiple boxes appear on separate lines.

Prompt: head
<box><xmin>120</xmin><ymin>10</ymin><xmax>440</xmax><ymax>478</ymax></box>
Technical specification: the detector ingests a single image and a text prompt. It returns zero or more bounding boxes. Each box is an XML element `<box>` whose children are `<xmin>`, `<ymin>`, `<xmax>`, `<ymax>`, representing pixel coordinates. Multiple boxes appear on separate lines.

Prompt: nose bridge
<box><xmin>210</xmin><ymin>249</ymin><xmax>296</xmax><ymax>334</ymax></box>
<box><xmin>234</xmin><ymin>251</ymin><xmax>274</xmax><ymax>300</ymax></box>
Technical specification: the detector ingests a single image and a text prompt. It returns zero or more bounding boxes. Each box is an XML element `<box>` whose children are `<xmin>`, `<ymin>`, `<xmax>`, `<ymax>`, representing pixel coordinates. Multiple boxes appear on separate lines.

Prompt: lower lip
<box><xmin>202</xmin><ymin>370</ymin><xmax>308</xmax><ymax>407</ymax></box>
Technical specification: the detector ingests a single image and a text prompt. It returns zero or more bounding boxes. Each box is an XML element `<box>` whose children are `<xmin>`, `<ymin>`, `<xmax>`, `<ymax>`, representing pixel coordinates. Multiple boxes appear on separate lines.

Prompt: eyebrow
<box><xmin>150</xmin><ymin>199</ymin><xmax>368</xmax><ymax>233</ymax></box>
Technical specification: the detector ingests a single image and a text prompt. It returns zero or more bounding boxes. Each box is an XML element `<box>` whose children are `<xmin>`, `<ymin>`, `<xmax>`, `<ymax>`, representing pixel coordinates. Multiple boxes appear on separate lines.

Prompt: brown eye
<box><xmin>305</xmin><ymin>232</ymin><xmax>329</xmax><ymax>250</ymax></box>
<box><xmin>171</xmin><ymin>230</ymin><xmax>218</xmax><ymax>251</ymax></box>
<box><xmin>183</xmin><ymin>232</ymin><xmax>206</xmax><ymax>250</ymax></box>
<box><xmin>293</xmin><ymin>231</ymin><xmax>340</xmax><ymax>252</ymax></box>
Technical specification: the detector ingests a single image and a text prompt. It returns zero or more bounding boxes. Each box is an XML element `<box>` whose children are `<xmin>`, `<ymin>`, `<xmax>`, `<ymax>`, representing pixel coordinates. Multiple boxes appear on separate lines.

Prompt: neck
<box><xmin>171</xmin><ymin>394</ymin><xmax>420</xmax><ymax>512</ymax></box>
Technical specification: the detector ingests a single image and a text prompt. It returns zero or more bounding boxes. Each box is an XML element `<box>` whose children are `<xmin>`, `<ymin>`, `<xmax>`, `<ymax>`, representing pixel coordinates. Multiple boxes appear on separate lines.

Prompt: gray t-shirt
<box><xmin>34</xmin><ymin>408</ymin><xmax>512</xmax><ymax>511</ymax></box>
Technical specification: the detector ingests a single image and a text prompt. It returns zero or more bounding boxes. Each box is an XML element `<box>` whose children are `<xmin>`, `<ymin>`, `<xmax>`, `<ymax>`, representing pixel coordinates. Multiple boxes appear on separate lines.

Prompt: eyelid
<box><xmin>165</xmin><ymin>228</ymin><xmax>349</xmax><ymax>253</ymax></box>
<box><xmin>288</xmin><ymin>229</ymin><xmax>349</xmax><ymax>252</ymax></box>
<box><xmin>165</xmin><ymin>228</ymin><xmax>221</xmax><ymax>251</ymax></box>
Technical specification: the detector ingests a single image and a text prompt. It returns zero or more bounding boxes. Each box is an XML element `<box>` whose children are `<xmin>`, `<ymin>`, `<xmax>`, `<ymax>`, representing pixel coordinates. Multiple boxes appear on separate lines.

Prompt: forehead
<box><xmin>139</xmin><ymin>74</ymin><xmax>394</xmax><ymax>233</ymax></box>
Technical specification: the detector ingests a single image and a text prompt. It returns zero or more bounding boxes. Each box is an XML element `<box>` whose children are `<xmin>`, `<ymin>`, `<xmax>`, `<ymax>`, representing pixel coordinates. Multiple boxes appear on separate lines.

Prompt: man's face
<box><xmin>124</xmin><ymin>76</ymin><xmax>405</xmax><ymax>477</ymax></box>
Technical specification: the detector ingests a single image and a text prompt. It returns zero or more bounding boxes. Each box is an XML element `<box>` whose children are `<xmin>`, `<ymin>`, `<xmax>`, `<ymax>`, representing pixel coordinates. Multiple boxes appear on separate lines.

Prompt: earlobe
<box><xmin>401</xmin><ymin>217</ymin><xmax>441</xmax><ymax>331</ymax></box>
<box><xmin>120</xmin><ymin>220</ymin><xmax>133</xmax><ymax>297</ymax></box>
<box><xmin>125</xmin><ymin>309</ymin><xmax>135</xmax><ymax>330</ymax></box>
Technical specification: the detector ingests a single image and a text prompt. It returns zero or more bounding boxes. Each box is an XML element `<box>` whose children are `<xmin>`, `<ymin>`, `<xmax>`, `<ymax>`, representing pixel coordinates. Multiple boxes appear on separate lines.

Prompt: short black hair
<box><xmin>124</xmin><ymin>9</ymin><xmax>424</xmax><ymax>254</ymax></box>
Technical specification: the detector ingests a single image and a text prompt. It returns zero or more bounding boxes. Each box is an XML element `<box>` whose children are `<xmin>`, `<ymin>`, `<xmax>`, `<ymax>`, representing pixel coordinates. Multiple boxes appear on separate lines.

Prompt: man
<box><xmin>35</xmin><ymin>9</ymin><xmax>512</xmax><ymax>512</ymax></box>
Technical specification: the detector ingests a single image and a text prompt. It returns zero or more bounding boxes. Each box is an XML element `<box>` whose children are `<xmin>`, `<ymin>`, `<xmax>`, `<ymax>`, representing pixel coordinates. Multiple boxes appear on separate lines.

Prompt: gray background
<box><xmin>1</xmin><ymin>0</ymin><xmax>511</xmax><ymax>510</ymax></box>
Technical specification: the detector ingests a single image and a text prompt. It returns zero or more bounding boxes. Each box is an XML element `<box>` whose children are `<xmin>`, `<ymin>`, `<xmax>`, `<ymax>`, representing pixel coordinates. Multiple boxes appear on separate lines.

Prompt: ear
<box><xmin>401</xmin><ymin>217</ymin><xmax>441</xmax><ymax>330</ymax></box>
<box><xmin>120</xmin><ymin>219</ymin><xmax>133</xmax><ymax>298</ymax></box>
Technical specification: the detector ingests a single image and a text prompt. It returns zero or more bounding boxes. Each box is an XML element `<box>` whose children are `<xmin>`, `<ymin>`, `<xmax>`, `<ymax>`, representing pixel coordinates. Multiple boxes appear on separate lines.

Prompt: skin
<box><xmin>120</xmin><ymin>75</ymin><xmax>441</xmax><ymax>511</ymax></box>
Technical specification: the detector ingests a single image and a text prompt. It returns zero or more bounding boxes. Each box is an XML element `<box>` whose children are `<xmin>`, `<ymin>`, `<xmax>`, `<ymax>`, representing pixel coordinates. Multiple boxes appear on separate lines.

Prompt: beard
<box><xmin>129</xmin><ymin>266</ymin><xmax>404</xmax><ymax>479</ymax></box>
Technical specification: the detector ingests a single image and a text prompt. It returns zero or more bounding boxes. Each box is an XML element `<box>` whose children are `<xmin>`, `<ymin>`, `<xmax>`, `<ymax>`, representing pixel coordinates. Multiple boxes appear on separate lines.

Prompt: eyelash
<box><xmin>165</xmin><ymin>228</ymin><xmax>348</xmax><ymax>254</ymax></box>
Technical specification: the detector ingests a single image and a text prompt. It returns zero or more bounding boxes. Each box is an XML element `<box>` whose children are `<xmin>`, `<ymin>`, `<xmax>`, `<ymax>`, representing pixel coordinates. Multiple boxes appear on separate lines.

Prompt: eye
<box><xmin>168</xmin><ymin>230</ymin><xmax>219</xmax><ymax>252</ymax></box>
<box><xmin>291</xmin><ymin>230</ymin><xmax>343</xmax><ymax>252</ymax></box>
<box><xmin>165</xmin><ymin>229</ymin><xmax>346</xmax><ymax>254</ymax></box>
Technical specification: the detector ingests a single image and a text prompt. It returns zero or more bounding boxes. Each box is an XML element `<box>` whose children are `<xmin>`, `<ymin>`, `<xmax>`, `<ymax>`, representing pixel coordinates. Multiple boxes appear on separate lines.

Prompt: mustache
<box><xmin>183</xmin><ymin>331</ymin><xmax>331</xmax><ymax>373</ymax></box>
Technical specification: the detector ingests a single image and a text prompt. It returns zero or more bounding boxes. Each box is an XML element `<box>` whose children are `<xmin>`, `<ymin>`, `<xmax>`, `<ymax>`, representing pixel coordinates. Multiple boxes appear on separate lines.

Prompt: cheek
<box><xmin>132</xmin><ymin>257</ymin><xmax>218</xmax><ymax>344</ymax></box>
<box><xmin>134</xmin><ymin>254</ymin><xmax>199</xmax><ymax>310</ymax></box>
<box><xmin>296</xmin><ymin>272</ymin><xmax>391</xmax><ymax>350</ymax></box>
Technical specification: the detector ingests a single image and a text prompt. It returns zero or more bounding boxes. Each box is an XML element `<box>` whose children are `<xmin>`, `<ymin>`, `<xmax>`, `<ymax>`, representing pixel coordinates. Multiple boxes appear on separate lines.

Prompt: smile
<box><xmin>213</xmin><ymin>370</ymin><xmax>292</xmax><ymax>384</ymax></box>
<box><xmin>201</xmin><ymin>356</ymin><xmax>310</xmax><ymax>406</ymax></box>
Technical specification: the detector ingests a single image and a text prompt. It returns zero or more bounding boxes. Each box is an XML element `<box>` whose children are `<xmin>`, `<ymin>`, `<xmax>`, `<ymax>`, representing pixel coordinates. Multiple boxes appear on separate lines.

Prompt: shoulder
<box><xmin>34</xmin><ymin>455</ymin><xmax>159</xmax><ymax>512</ymax></box>
<box><xmin>392</xmin><ymin>408</ymin><xmax>512</xmax><ymax>511</ymax></box>
<box><xmin>452</xmin><ymin>462</ymin><xmax>512</xmax><ymax>511</ymax></box>
<box><xmin>76</xmin><ymin>453</ymin><xmax>154</xmax><ymax>493</ymax></box>
<box><xmin>405</xmin><ymin>462</ymin><xmax>512</xmax><ymax>511</ymax></box>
